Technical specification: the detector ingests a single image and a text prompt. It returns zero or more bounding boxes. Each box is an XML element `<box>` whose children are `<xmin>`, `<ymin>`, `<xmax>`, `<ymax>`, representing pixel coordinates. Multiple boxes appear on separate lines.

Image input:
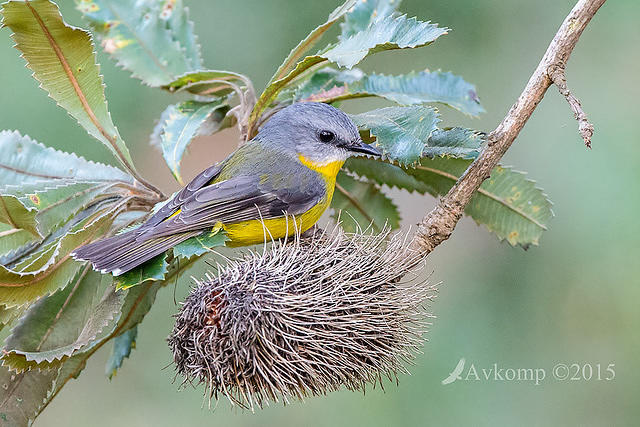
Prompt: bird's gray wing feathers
<box><xmin>144</xmin><ymin>162</ymin><xmax>225</xmax><ymax>228</ymax></box>
<box><xmin>139</xmin><ymin>174</ymin><xmax>323</xmax><ymax>239</ymax></box>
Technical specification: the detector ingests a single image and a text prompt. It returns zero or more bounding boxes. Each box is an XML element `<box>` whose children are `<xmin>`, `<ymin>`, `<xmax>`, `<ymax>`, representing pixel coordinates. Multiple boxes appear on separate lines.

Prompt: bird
<box><xmin>441</xmin><ymin>358</ymin><xmax>466</xmax><ymax>385</ymax></box>
<box><xmin>72</xmin><ymin>102</ymin><xmax>381</xmax><ymax>276</ymax></box>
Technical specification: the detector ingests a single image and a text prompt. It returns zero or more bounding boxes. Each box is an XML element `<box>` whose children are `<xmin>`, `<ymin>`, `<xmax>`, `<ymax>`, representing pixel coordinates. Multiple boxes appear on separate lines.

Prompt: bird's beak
<box><xmin>347</xmin><ymin>139</ymin><xmax>381</xmax><ymax>156</ymax></box>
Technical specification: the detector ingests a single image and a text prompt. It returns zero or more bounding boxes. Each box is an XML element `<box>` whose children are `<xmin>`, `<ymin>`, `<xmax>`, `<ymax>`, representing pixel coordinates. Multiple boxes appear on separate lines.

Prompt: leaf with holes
<box><xmin>105</xmin><ymin>326</ymin><xmax>137</xmax><ymax>379</ymax></box>
<box><xmin>4</xmin><ymin>180</ymin><xmax>118</xmax><ymax>238</ymax></box>
<box><xmin>76</xmin><ymin>0</ymin><xmax>202</xmax><ymax>86</ymax></box>
<box><xmin>405</xmin><ymin>157</ymin><xmax>554</xmax><ymax>247</ymax></box>
<box><xmin>1</xmin><ymin>0</ymin><xmax>136</xmax><ymax>173</ymax></box>
<box><xmin>332</xmin><ymin>172</ymin><xmax>400</xmax><ymax>233</ymax></box>
<box><xmin>113</xmin><ymin>252</ymin><xmax>169</xmax><ymax>290</ymax></box>
<box><xmin>0</xmin><ymin>363</ymin><xmax>59</xmax><ymax>426</ymax></box>
<box><xmin>295</xmin><ymin>68</ymin><xmax>484</xmax><ymax>116</ymax></box>
<box><xmin>157</xmin><ymin>99</ymin><xmax>229</xmax><ymax>184</ymax></box>
<box><xmin>0</xmin><ymin>131</ymin><xmax>133</xmax><ymax>189</ymax></box>
<box><xmin>250</xmin><ymin>10</ymin><xmax>447</xmax><ymax>132</ymax></box>
<box><xmin>2</xmin><ymin>267</ymin><xmax>122</xmax><ymax>373</ymax></box>
<box><xmin>351</xmin><ymin>106</ymin><xmax>440</xmax><ymax>165</ymax></box>
<box><xmin>173</xmin><ymin>230</ymin><xmax>229</xmax><ymax>259</ymax></box>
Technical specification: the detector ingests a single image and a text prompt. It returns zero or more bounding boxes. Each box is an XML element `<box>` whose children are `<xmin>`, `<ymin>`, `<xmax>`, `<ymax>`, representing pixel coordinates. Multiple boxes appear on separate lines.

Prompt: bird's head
<box><xmin>256</xmin><ymin>102</ymin><xmax>381</xmax><ymax>163</ymax></box>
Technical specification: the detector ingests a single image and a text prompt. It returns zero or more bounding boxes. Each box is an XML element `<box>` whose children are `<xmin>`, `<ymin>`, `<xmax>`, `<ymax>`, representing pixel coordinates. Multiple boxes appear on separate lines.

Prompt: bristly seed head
<box><xmin>168</xmin><ymin>226</ymin><xmax>437</xmax><ymax>410</ymax></box>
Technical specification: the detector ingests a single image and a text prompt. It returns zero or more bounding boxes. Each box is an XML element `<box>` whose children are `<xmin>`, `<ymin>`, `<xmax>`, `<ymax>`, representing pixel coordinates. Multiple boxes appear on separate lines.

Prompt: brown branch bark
<box><xmin>410</xmin><ymin>0</ymin><xmax>606</xmax><ymax>255</ymax></box>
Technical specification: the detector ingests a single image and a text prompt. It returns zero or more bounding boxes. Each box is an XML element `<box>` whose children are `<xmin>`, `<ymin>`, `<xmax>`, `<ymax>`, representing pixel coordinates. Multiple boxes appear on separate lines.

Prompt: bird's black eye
<box><xmin>319</xmin><ymin>130</ymin><xmax>335</xmax><ymax>143</ymax></box>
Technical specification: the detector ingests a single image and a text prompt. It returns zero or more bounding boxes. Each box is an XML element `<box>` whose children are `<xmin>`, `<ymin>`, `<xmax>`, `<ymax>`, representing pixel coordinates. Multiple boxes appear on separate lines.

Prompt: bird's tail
<box><xmin>72</xmin><ymin>229</ymin><xmax>197</xmax><ymax>276</ymax></box>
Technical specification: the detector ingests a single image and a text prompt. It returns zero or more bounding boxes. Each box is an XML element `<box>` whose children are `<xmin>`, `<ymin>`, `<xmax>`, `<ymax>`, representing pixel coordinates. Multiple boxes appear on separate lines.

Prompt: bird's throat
<box><xmin>297</xmin><ymin>154</ymin><xmax>345</xmax><ymax>181</ymax></box>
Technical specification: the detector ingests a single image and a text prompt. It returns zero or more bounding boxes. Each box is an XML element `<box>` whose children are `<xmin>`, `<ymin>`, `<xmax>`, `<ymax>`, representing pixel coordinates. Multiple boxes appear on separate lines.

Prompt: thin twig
<box><xmin>410</xmin><ymin>0</ymin><xmax>606</xmax><ymax>255</ymax></box>
<box><xmin>549</xmin><ymin>65</ymin><xmax>594</xmax><ymax>147</ymax></box>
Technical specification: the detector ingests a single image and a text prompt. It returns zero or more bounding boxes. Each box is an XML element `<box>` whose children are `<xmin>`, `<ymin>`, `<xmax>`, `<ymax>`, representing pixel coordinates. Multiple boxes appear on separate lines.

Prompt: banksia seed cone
<box><xmin>168</xmin><ymin>226</ymin><xmax>436</xmax><ymax>409</ymax></box>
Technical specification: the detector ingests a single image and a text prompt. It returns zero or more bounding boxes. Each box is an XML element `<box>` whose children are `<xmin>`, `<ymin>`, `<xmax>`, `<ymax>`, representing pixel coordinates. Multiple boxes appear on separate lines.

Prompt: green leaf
<box><xmin>157</xmin><ymin>99</ymin><xmax>229</xmax><ymax>185</ymax></box>
<box><xmin>0</xmin><ymin>195</ymin><xmax>38</xmax><ymax>237</ymax></box>
<box><xmin>1</xmin><ymin>0</ymin><xmax>137</xmax><ymax>174</ymax></box>
<box><xmin>0</xmin><ymin>363</ymin><xmax>59</xmax><ymax>426</ymax></box>
<box><xmin>162</xmin><ymin>70</ymin><xmax>247</xmax><ymax>96</ymax></box>
<box><xmin>0</xmin><ymin>206</ymin><xmax>116</xmax><ymax>307</ymax></box>
<box><xmin>405</xmin><ymin>157</ymin><xmax>554</xmax><ymax>247</ymax></box>
<box><xmin>114</xmin><ymin>252</ymin><xmax>169</xmax><ymax>290</ymax></box>
<box><xmin>423</xmin><ymin>127</ymin><xmax>484</xmax><ymax>159</ymax></box>
<box><xmin>105</xmin><ymin>326</ymin><xmax>136</xmax><ymax>379</ymax></box>
<box><xmin>351</xmin><ymin>106</ymin><xmax>440</xmax><ymax>165</ymax></box>
<box><xmin>344</xmin><ymin>157</ymin><xmax>428</xmax><ymax>193</ymax></box>
<box><xmin>340</xmin><ymin>0</ymin><xmax>402</xmax><ymax>39</ymax></box>
<box><xmin>332</xmin><ymin>172</ymin><xmax>400</xmax><ymax>233</ymax></box>
<box><xmin>0</xmin><ymin>131</ymin><xmax>133</xmax><ymax>189</ymax></box>
<box><xmin>76</xmin><ymin>0</ymin><xmax>202</xmax><ymax>86</ymax></box>
<box><xmin>295</xmin><ymin>68</ymin><xmax>484</xmax><ymax>116</ymax></box>
<box><xmin>0</xmin><ymin>224</ymin><xmax>37</xmax><ymax>257</ymax></box>
<box><xmin>2</xmin><ymin>266</ymin><xmax>123</xmax><ymax>373</ymax></box>
<box><xmin>4</xmin><ymin>180</ymin><xmax>116</xmax><ymax>238</ymax></box>
<box><xmin>250</xmin><ymin>9</ymin><xmax>447</xmax><ymax>133</ymax></box>
<box><xmin>173</xmin><ymin>230</ymin><xmax>229</xmax><ymax>259</ymax></box>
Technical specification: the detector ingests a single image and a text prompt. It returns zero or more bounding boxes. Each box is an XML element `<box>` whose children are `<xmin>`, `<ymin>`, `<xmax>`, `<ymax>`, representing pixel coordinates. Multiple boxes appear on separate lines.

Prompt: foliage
<box><xmin>0</xmin><ymin>0</ymin><xmax>554</xmax><ymax>423</ymax></box>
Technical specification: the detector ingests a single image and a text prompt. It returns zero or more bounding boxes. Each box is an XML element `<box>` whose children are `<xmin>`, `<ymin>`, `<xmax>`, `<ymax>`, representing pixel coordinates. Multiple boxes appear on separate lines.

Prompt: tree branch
<box><xmin>410</xmin><ymin>0</ymin><xmax>606</xmax><ymax>255</ymax></box>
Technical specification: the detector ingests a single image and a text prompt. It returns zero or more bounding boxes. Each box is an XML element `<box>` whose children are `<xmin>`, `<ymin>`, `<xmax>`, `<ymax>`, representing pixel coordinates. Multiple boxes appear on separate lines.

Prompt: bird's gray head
<box><xmin>256</xmin><ymin>102</ymin><xmax>380</xmax><ymax>163</ymax></box>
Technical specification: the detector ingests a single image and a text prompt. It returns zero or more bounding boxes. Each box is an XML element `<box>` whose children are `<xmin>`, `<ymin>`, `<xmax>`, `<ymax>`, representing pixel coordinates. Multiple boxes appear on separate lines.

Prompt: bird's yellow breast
<box><xmin>223</xmin><ymin>154</ymin><xmax>344</xmax><ymax>246</ymax></box>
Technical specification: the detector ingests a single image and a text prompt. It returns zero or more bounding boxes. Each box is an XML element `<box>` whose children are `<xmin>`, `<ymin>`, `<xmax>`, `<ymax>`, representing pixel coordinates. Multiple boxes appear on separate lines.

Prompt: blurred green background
<box><xmin>1</xmin><ymin>0</ymin><xmax>638</xmax><ymax>425</ymax></box>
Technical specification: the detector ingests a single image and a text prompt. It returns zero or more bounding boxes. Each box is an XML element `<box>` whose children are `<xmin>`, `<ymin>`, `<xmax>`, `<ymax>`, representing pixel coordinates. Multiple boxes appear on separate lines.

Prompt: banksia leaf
<box><xmin>1</xmin><ymin>0</ymin><xmax>136</xmax><ymax>174</ymax></box>
<box><xmin>0</xmin><ymin>131</ymin><xmax>133</xmax><ymax>188</ymax></box>
<box><xmin>173</xmin><ymin>230</ymin><xmax>229</xmax><ymax>260</ymax></box>
<box><xmin>2</xmin><ymin>267</ymin><xmax>122</xmax><ymax>373</ymax></box>
<box><xmin>406</xmin><ymin>157</ymin><xmax>554</xmax><ymax>248</ymax></box>
<box><xmin>332</xmin><ymin>172</ymin><xmax>400</xmax><ymax>232</ymax></box>
<box><xmin>155</xmin><ymin>99</ymin><xmax>229</xmax><ymax>184</ymax></box>
<box><xmin>105</xmin><ymin>326</ymin><xmax>137</xmax><ymax>379</ymax></box>
<box><xmin>295</xmin><ymin>68</ymin><xmax>484</xmax><ymax>117</ymax></box>
<box><xmin>0</xmin><ymin>363</ymin><xmax>59</xmax><ymax>426</ymax></box>
<box><xmin>162</xmin><ymin>70</ymin><xmax>248</xmax><ymax>96</ymax></box>
<box><xmin>76</xmin><ymin>0</ymin><xmax>202</xmax><ymax>86</ymax></box>
<box><xmin>340</xmin><ymin>0</ymin><xmax>402</xmax><ymax>39</ymax></box>
<box><xmin>113</xmin><ymin>252</ymin><xmax>169</xmax><ymax>290</ymax></box>
<box><xmin>351</xmin><ymin>106</ymin><xmax>440</xmax><ymax>165</ymax></box>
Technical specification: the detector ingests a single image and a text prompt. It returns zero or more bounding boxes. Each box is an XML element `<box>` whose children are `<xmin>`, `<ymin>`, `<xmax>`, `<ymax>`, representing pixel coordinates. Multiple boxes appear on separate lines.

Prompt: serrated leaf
<box><xmin>0</xmin><ymin>206</ymin><xmax>116</xmax><ymax>307</ymax></box>
<box><xmin>423</xmin><ymin>127</ymin><xmax>484</xmax><ymax>159</ymax></box>
<box><xmin>162</xmin><ymin>70</ymin><xmax>247</xmax><ymax>96</ymax></box>
<box><xmin>0</xmin><ymin>130</ymin><xmax>133</xmax><ymax>189</ymax></box>
<box><xmin>1</xmin><ymin>0</ymin><xmax>137</xmax><ymax>174</ymax></box>
<box><xmin>351</xmin><ymin>106</ymin><xmax>440</xmax><ymax>165</ymax></box>
<box><xmin>157</xmin><ymin>99</ymin><xmax>228</xmax><ymax>185</ymax></box>
<box><xmin>0</xmin><ymin>195</ymin><xmax>38</xmax><ymax>237</ymax></box>
<box><xmin>332</xmin><ymin>172</ymin><xmax>400</xmax><ymax>233</ymax></box>
<box><xmin>4</xmin><ymin>180</ymin><xmax>116</xmax><ymax>238</ymax></box>
<box><xmin>105</xmin><ymin>326</ymin><xmax>136</xmax><ymax>379</ymax></box>
<box><xmin>0</xmin><ymin>224</ymin><xmax>37</xmax><ymax>257</ymax></box>
<box><xmin>0</xmin><ymin>363</ymin><xmax>59</xmax><ymax>426</ymax></box>
<box><xmin>2</xmin><ymin>266</ymin><xmax>122</xmax><ymax>373</ymax></box>
<box><xmin>340</xmin><ymin>0</ymin><xmax>402</xmax><ymax>39</ymax></box>
<box><xmin>114</xmin><ymin>252</ymin><xmax>169</xmax><ymax>290</ymax></box>
<box><xmin>250</xmin><ymin>10</ymin><xmax>447</xmax><ymax>133</ymax></box>
<box><xmin>173</xmin><ymin>230</ymin><xmax>229</xmax><ymax>259</ymax></box>
<box><xmin>295</xmin><ymin>68</ymin><xmax>484</xmax><ymax>116</ymax></box>
<box><xmin>344</xmin><ymin>157</ymin><xmax>428</xmax><ymax>193</ymax></box>
<box><xmin>76</xmin><ymin>0</ymin><xmax>201</xmax><ymax>86</ymax></box>
<box><xmin>405</xmin><ymin>157</ymin><xmax>554</xmax><ymax>247</ymax></box>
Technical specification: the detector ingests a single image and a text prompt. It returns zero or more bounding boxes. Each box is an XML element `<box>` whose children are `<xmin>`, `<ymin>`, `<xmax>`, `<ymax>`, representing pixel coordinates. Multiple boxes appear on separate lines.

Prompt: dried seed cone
<box><xmin>168</xmin><ymin>227</ymin><xmax>436</xmax><ymax>409</ymax></box>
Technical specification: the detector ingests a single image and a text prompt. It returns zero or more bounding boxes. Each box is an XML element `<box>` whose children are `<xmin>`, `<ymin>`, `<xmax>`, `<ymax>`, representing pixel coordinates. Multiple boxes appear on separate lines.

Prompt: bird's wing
<box><xmin>144</xmin><ymin>162</ymin><xmax>225</xmax><ymax>229</ymax></box>
<box><xmin>139</xmin><ymin>173</ymin><xmax>323</xmax><ymax>239</ymax></box>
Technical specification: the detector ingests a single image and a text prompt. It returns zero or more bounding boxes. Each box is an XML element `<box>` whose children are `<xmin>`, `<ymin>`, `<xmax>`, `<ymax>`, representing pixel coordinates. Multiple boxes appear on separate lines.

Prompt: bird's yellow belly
<box><xmin>222</xmin><ymin>156</ymin><xmax>342</xmax><ymax>247</ymax></box>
